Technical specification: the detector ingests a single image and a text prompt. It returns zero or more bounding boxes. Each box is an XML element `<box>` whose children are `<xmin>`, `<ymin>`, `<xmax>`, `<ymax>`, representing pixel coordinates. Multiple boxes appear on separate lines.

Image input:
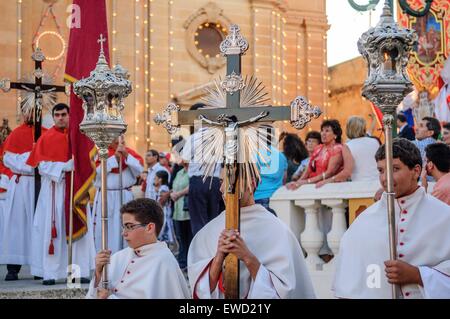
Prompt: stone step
<box><xmin>0</xmin><ymin>265</ymin><xmax>88</xmax><ymax>299</ymax></box>
<box><xmin>0</xmin><ymin>281</ymin><xmax>88</xmax><ymax>299</ymax></box>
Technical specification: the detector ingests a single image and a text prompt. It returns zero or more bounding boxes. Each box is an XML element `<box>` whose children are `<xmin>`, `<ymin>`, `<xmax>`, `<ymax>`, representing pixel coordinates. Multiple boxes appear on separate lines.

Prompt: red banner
<box><xmin>64</xmin><ymin>0</ymin><xmax>110</xmax><ymax>241</ymax></box>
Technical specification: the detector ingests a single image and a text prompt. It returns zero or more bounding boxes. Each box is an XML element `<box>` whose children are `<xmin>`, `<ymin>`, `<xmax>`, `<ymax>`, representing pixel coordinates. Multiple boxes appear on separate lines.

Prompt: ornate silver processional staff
<box><xmin>358</xmin><ymin>0</ymin><xmax>417</xmax><ymax>299</ymax></box>
<box><xmin>74</xmin><ymin>34</ymin><xmax>132</xmax><ymax>289</ymax></box>
<box><xmin>155</xmin><ymin>24</ymin><xmax>321</xmax><ymax>299</ymax></box>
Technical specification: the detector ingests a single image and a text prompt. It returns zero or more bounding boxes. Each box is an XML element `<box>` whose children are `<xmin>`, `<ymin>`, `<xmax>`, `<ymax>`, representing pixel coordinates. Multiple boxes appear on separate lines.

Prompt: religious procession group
<box><xmin>0</xmin><ymin>93</ymin><xmax>449</xmax><ymax>299</ymax></box>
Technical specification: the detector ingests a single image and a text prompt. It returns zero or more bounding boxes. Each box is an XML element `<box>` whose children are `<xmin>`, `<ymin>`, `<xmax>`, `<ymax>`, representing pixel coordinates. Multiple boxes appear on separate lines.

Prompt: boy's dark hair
<box><xmin>305</xmin><ymin>131</ymin><xmax>322</xmax><ymax>144</ymax></box>
<box><xmin>155</xmin><ymin>170</ymin><xmax>169</xmax><ymax>186</ymax></box>
<box><xmin>425</xmin><ymin>143</ymin><xmax>450</xmax><ymax>173</ymax></box>
<box><xmin>146</xmin><ymin>149</ymin><xmax>159</xmax><ymax>160</ymax></box>
<box><xmin>282</xmin><ymin>133</ymin><xmax>308</xmax><ymax>163</ymax></box>
<box><xmin>443</xmin><ymin>122</ymin><xmax>450</xmax><ymax>131</ymax></box>
<box><xmin>397</xmin><ymin>113</ymin><xmax>407</xmax><ymax>123</ymax></box>
<box><xmin>320</xmin><ymin>119</ymin><xmax>342</xmax><ymax>144</ymax></box>
<box><xmin>120</xmin><ymin>198</ymin><xmax>164</xmax><ymax>236</ymax></box>
<box><xmin>375</xmin><ymin>138</ymin><xmax>422</xmax><ymax>169</ymax></box>
<box><xmin>422</xmin><ymin>117</ymin><xmax>441</xmax><ymax>140</ymax></box>
<box><xmin>52</xmin><ymin>103</ymin><xmax>69</xmax><ymax>116</ymax></box>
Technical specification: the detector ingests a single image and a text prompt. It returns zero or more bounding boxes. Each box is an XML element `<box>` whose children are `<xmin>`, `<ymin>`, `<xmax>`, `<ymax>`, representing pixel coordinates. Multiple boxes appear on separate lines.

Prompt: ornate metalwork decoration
<box><xmin>203</xmin><ymin>75</ymin><xmax>269</xmax><ymax>109</ymax></box>
<box><xmin>33</xmin><ymin>67</ymin><xmax>44</xmax><ymax>79</ymax></box>
<box><xmin>74</xmin><ymin>34</ymin><xmax>131</xmax><ymax>159</ymax></box>
<box><xmin>358</xmin><ymin>1</ymin><xmax>417</xmax><ymax>114</ymax></box>
<box><xmin>153</xmin><ymin>102</ymin><xmax>180</xmax><ymax>135</ymax></box>
<box><xmin>290</xmin><ymin>96</ymin><xmax>322</xmax><ymax>129</ymax></box>
<box><xmin>113</xmin><ymin>63</ymin><xmax>130</xmax><ymax>80</ymax></box>
<box><xmin>348</xmin><ymin>0</ymin><xmax>380</xmax><ymax>11</ymax></box>
<box><xmin>31</xmin><ymin>47</ymin><xmax>45</xmax><ymax>62</ymax></box>
<box><xmin>219</xmin><ymin>24</ymin><xmax>249</xmax><ymax>56</ymax></box>
<box><xmin>348</xmin><ymin>0</ymin><xmax>433</xmax><ymax>17</ymax></box>
<box><xmin>382</xmin><ymin>113</ymin><xmax>395</xmax><ymax>127</ymax></box>
<box><xmin>0</xmin><ymin>78</ymin><xmax>11</xmax><ymax>93</ymax></box>
<box><xmin>220</xmin><ymin>72</ymin><xmax>244</xmax><ymax>95</ymax></box>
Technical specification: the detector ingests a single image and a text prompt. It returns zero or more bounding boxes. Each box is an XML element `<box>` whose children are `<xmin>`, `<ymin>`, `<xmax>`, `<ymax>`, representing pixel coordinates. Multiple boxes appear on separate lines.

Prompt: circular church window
<box><xmin>194</xmin><ymin>22</ymin><xmax>227</xmax><ymax>59</ymax></box>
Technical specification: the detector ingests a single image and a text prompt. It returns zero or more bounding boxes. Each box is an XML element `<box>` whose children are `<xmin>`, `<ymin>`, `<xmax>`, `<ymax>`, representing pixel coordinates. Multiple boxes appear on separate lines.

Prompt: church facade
<box><xmin>0</xmin><ymin>0</ymin><xmax>329</xmax><ymax>154</ymax></box>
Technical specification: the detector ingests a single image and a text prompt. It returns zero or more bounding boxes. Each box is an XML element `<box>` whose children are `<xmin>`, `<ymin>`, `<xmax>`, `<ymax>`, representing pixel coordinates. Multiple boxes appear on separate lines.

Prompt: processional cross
<box><xmin>155</xmin><ymin>24</ymin><xmax>321</xmax><ymax>299</ymax></box>
<box><xmin>0</xmin><ymin>47</ymin><xmax>70</xmax><ymax>205</ymax></box>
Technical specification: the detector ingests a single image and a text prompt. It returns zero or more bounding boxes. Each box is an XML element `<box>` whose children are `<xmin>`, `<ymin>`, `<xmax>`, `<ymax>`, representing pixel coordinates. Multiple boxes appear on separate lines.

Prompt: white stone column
<box><xmin>270</xmin><ymin>198</ymin><xmax>304</xmax><ymax>243</ymax></box>
<box><xmin>321</xmin><ymin>199</ymin><xmax>348</xmax><ymax>269</ymax></box>
<box><xmin>295</xmin><ymin>199</ymin><xmax>323</xmax><ymax>270</ymax></box>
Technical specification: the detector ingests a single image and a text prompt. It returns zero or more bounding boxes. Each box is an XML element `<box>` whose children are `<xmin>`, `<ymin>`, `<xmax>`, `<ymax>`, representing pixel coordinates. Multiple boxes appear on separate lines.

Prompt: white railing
<box><xmin>270</xmin><ymin>181</ymin><xmax>380</xmax><ymax>298</ymax></box>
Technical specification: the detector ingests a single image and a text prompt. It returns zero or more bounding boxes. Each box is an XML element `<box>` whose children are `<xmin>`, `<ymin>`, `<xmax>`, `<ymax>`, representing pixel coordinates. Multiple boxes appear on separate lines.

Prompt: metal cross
<box><xmin>0</xmin><ymin>47</ymin><xmax>70</xmax><ymax>207</ymax></box>
<box><xmin>155</xmin><ymin>24</ymin><xmax>321</xmax><ymax>299</ymax></box>
<box><xmin>97</xmin><ymin>34</ymin><xmax>106</xmax><ymax>53</ymax></box>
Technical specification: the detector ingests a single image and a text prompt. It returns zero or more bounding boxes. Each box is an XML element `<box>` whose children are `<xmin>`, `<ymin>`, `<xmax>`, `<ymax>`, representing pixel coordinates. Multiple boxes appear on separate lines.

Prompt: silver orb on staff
<box><xmin>73</xmin><ymin>34</ymin><xmax>132</xmax><ymax>289</ymax></box>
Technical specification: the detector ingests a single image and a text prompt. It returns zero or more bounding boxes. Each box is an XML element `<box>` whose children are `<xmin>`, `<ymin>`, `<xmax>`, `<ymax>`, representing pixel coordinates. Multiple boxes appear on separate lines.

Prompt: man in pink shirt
<box><xmin>424</xmin><ymin>143</ymin><xmax>450</xmax><ymax>205</ymax></box>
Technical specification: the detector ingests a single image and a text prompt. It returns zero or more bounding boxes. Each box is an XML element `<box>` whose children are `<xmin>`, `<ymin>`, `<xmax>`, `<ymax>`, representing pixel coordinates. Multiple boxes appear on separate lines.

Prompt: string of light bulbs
<box><xmin>16</xmin><ymin>0</ymin><xmax>22</xmax><ymax>121</ymax></box>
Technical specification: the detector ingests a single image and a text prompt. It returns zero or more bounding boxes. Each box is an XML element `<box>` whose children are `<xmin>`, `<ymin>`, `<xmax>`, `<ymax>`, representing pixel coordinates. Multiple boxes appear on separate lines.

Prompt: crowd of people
<box><xmin>0</xmin><ymin>100</ymin><xmax>449</xmax><ymax>298</ymax></box>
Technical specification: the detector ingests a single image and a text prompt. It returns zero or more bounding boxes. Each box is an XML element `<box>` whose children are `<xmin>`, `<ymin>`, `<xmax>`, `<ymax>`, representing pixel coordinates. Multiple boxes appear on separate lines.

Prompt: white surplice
<box><xmin>30</xmin><ymin>161</ymin><xmax>96</xmax><ymax>280</ymax></box>
<box><xmin>86</xmin><ymin>241</ymin><xmax>191</xmax><ymax>299</ymax></box>
<box><xmin>333</xmin><ymin>187</ymin><xmax>450</xmax><ymax>299</ymax></box>
<box><xmin>0</xmin><ymin>152</ymin><xmax>34</xmax><ymax>265</ymax></box>
<box><xmin>0</xmin><ymin>173</ymin><xmax>10</xmax><ymax>260</ymax></box>
<box><xmin>92</xmin><ymin>154</ymin><xmax>143</xmax><ymax>253</ymax></box>
<box><xmin>188</xmin><ymin>204</ymin><xmax>316</xmax><ymax>299</ymax></box>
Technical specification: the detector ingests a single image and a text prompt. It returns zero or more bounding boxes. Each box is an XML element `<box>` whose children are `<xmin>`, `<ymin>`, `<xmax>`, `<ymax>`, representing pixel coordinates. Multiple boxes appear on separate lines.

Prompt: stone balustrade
<box><xmin>270</xmin><ymin>181</ymin><xmax>379</xmax><ymax>298</ymax></box>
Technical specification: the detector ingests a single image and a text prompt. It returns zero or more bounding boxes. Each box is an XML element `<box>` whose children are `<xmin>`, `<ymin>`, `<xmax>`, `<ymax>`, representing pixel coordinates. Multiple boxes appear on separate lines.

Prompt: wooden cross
<box><xmin>155</xmin><ymin>24</ymin><xmax>321</xmax><ymax>299</ymax></box>
<box><xmin>0</xmin><ymin>47</ymin><xmax>69</xmax><ymax>206</ymax></box>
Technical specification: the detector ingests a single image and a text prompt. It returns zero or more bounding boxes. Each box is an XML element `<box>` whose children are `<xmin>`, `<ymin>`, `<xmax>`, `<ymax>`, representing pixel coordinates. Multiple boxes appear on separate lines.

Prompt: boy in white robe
<box><xmin>188</xmin><ymin>176</ymin><xmax>316</xmax><ymax>299</ymax></box>
<box><xmin>86</xmin><ymin>198</ymin><xmax>191</xmax><ymax>299</ymax></box>
<box><xmin>333</xmin><ymin>138</ymin><xmax>450</xmax><ymax>299</ymax></box>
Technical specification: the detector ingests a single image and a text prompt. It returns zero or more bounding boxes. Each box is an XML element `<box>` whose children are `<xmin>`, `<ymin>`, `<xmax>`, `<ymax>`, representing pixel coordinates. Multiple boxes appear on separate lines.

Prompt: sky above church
<box><xmin>327</xmin><ymin>0</ymin><xmax>387</xmax><ymax>66</ymax></box>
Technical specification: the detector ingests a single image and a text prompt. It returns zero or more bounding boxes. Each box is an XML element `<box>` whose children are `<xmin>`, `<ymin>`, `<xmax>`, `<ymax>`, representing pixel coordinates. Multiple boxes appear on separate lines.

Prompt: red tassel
<box><xmin>51</xmin><ymin>224</ymin><xmax>57</xmax><ymax>238</ymax></box>
<box><xmin>48</xmin><ymin>240</ymin><xmax>55</xmax><ymax>255</ymax></box>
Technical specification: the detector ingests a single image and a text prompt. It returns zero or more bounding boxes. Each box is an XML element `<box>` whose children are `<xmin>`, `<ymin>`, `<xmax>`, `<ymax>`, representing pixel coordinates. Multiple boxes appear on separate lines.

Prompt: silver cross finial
<box><xmin>98</xmin><ymin>34</ymin><xmax>106</xmax><ymax>53</ymax></box>
<box><xmin>219</xmin><ymin>24</ymin><xmax>249</xmax><ymax>56</ymax></box>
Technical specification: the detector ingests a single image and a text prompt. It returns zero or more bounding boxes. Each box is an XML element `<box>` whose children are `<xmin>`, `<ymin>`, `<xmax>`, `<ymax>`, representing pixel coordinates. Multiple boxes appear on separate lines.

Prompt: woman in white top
<box><xmin>316</xmin><ymin>116</ymin><xmax>380</xmax><ymax>187</ymax></box>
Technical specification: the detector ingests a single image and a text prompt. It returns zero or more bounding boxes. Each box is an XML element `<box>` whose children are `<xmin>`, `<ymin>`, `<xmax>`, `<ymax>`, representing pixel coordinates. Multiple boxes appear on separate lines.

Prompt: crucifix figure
<box><xmin>155</xmin><ymin>24</ymin><xmax>321</xmax><ymax>299</ymax></box>
<box><xmin>0</xmin><ymin>47</ymin><xmax>70</xmax><ymax>206</ymax></box>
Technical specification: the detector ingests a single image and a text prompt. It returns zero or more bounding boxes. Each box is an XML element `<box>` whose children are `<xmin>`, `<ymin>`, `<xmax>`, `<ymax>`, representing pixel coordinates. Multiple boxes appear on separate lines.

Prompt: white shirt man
<box><xmin>333</xmin><ymin>139</ymin><xmax>450</xmax><ymax>299</ymax></box>
<box><xmin>92</xmin><ymin>141</ymin><xmax>143</xmax><ymax>253</ymax></box>
<box><xmin>144</xmin><ymin>150</ymin><xmax>170</xmax><ymax>200</ymax></box>
<box><xmin>28</xmin><ymin>105</ymin><xmax>96</xmax><ymax>284</ymax></box>
<box><xmin>188</xmin><ymin>180</ymin><xmax>316</xmax><ymax>299</ymax></box>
